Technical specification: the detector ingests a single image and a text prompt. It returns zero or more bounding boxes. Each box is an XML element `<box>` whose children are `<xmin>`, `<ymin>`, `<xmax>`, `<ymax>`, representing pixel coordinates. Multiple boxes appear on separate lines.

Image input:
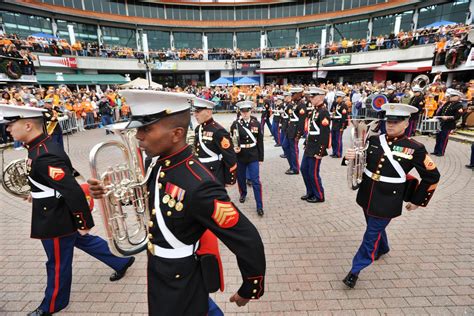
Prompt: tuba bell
<box><xmin>2</xmin><ymin>158</ymin><xmax>30</xmax><ymax>198</ymax></box>
<box><xmin>412</xmin><ymin>74</ymin><xmax>431</xmax><ymax>92</ymax></box>
<box><xmin>89</xmin><ymin>123</ymin><xmax>155</xmax><ymax>257</ymax></box>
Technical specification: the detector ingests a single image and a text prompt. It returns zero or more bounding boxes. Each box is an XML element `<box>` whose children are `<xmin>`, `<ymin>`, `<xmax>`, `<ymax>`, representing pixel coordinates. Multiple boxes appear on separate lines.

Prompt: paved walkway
<box><xmin>0</xmin><ymin>114</ymin><xmax>473</xmax><ymax>315</ymax></box>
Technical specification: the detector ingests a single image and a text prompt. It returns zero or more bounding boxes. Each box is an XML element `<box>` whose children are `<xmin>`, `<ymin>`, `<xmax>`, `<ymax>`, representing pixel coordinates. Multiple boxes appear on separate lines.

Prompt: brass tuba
<box><xmin>2</xmin><ymin>158</ymin><xmax>30</xmax><ymax>198</ymax></box>
<box><xmin>347</xmin><ymin>119</ymin><xmax>380</xmax><ymax>190</ymax></box>
<box><xmin>89</xmin><ymin>124</ymin><xmax>155</xmax><ymax>257</ymax></box>
<box><xmin>412</xmin><ymin>74</ymin><xmax>431</xmax><ymax>92</ymax></box>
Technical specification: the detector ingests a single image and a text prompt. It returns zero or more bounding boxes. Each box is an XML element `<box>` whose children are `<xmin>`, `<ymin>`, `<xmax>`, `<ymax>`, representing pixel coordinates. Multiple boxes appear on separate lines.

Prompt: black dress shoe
<box><xmin>274</xmin><ymin>144</ymin><xmax>282</xmax><ymax>147</ymax></box>
<box><xmin>430</xmin><ymin>152</ymin><xmax>438</xmax><ymax>155</ymax></box>
<box><xmin>110</xmin><ymin>256</ymin><xmax>135</xmax><ymax>282</ymax></box>
<box><xmin>239</xmin><ymin>196</ymin><xmax>246</xmax><ymax>203</ymax></box>
<box><xmin>285</xmin><ymin>169</ymin><xmax>299</xmax><ymax>175</ymax></box>
<box><xmin>342</xmin><ymin>272</ymin><xmax>358</xmax><ymax>288</ymax></box>
<box><xmin>466</xmin><ymin>164</ymin><xmax>474</xmax><ymax>169</ymax></box>
<box><xmin>374</xmin><ymin>250</ymin><xmax>389</xmax><ymax>261</ymax></box>
<box><xmin>280</xmin><ymin>154</ymin><xmax>287</xmax><ymax>158</ymax></box>
<box><xmin>257</xmin><ymin>209</ymin><xmax>264</xmax><ymax>216</ymax></box>
<box><xmin>27</xmin><ymin>308</ymin><xmax>51</xmax><ymax>316</ymax></box>
<box><xmin>246</xmin><ymin>180</ymin><xmax>252</xmax><ymax>186</ymax></box>
<box><xmin>301</xmin><ymin>195</ymin><xmax>311</xmax><ymax>200</ymax></box>
<box><xmin>331</xmin><ymin>155</ymin><xmax>340</xmax><ymax>158</ymax></box>
<box><xmin>307</xmin><ymin>197</ymin><xmax>325</xmax><ymax>203</ymax></box>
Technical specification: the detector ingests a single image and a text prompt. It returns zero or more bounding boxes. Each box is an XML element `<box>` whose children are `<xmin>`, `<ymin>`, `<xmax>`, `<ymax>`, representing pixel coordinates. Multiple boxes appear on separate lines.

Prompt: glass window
<box><xmin>418</xmin><ymin>1</ymin><xmax>469</xmax><ymax>28</ymax></box>
<box><xmin>236</xmin><ymin>31</ymin><xmax>260</xmax><ymax>50</ymax></box>
<box><xmin>101</xmin><ymin>26</ymin><xmax>136</xmax><ymax>47</ymax></box>
<box><xmin>207</xmin><ymin>32</ymin><xmax>233</xmax><ymax>49</ymax></box>
<box><xmin>372</xmin><ymin>15</ymin><xmax>396</xmax><ymax>37</ymax></box>
<box><xmin>174</xmin><ymin>32</ymin><xmax>202</xmax><ymax>49</ymax></box>
<box><xmin>83</xmin><ymin>0</ymin><xmax>95</xmax><ymax>11</ymax></box>
<box><xmin>146</xmin><ymin>30</ymin><xmax>170</xmax><ymax>50</ymax></box>
<box><xmin>399</xmin><ymin>10</ymin><xmax>413</xmax><ymax>33</ymax></box>
<box><xmin>299</xmin><ymin>25</ymin><xmax>324</xmax><ymax>45</ymax></box>
<box><xmin>236</xmin><ymin>5</ymin><xmax>266</xmax><ymax>20</ymax></box>
<box><xmin>267</xmin><ymin>28</ymin><xmax>296</xmax><ymax>48</ymax></box>
<box><xmin>56</xmin><ymin>19</ymin><xmax>98</xmax><ymax>43</ymax></box>
<box><xmin>334</xmin><ymin>19</ymin><xmax>369</xmax><ymax>41</ymax></box>
<box><xmin>1</xmin><ymin>11</ymin><xmax>53</xmax><ymax>38</ymax></box>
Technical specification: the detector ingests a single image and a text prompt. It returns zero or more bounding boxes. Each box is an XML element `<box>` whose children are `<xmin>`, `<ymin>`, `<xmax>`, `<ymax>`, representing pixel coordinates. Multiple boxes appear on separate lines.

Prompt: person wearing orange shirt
<box><xmin>82</xmin><ymin>97</ymin><xmax>94</xmax><ymax>129</ymax></box>
<box><xmin>424</xmin><ymin>94</ymin><xmax>438</xmax><ymax>118</ymax></box>
<box><xmin>73</xmin><ymin>100</ymin><xmax>86</xmax><ymax>132</ymax></box>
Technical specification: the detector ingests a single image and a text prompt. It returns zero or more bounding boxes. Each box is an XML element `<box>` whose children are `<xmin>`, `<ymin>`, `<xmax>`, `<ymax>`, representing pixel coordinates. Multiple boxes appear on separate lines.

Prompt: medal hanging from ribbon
<box><xmin>162</xmin><ymin>182</ymin><xmax>185</xmax><ymax>211</ymax></box>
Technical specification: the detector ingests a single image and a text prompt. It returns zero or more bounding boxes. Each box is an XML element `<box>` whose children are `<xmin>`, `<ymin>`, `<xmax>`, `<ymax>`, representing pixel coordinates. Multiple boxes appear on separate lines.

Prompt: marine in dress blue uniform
<box><xmin>231</xmin><ymin>100</ymin><xmax>265</xmax><ymax>216</ymax></box>
<box><xmin>88</xmin><ymin>91</ymin><xmax>266</xmax><ymax>315</ymax></box>
<box><xmin>432</xmin><ymin>89</ymin><xmax>464</xmax><ymax>156</ymax></box>
<box><xmin>283</xmin><ymin>87</ymin><xmax>306</xmax><ymax>175</ymax></box>
<box><xmin>272</xmin><ymin>95</ymin><xmax>284</xmax><ymax>147</ymax></box>
<box><xmin>342</xmin><ymin>103</ymin><xmax>441</xmax><ymax>288</ymax></box>
<box><xmin>279</xmin><ymin>92</ymin><xmax>291</xmax><ymax>159</ymax></box>
<box><xmin>0</xmin><ymin>105</ymin><xmax>134</xmax><ymax>316</ymax></box>
<box><xmin>406</xmin><ymin>86</ymin><xmax>424</xmax><ymax>137</ymax></box>
<box><xmin>300</xmin><ymin>87</ymin><xmax>330</xmax><ymax>203</ymax></box>
<box><xmin>260</xmin><ymin>97</ymin><xmax>274</xmax><ymax>138</ymax></box>
<box><xmin>330</xmin><ymin>91</ymin><xmax>348</xmax><ymax>158</ymax></box>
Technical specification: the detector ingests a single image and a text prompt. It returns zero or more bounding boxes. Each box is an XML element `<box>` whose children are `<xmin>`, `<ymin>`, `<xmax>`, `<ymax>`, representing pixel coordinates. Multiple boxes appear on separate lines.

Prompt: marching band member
<box><xmin>406</xmin><ymin>86</ymin><xmax>425</xmax><ymax>136</ymax></box>
<box><xmin>271</xmin><ymin>95</ymin><xmax>284</xmax><ymax>147</ymax></box>
<box><xmin>231</xmin><ymin>100</ymin><xmax>265</xmax><ymax>216</ymax></box>
<box><xmin>330</xmin><ymin>91</ymin><xmax>348</xmax><ymax>158</ymax></box>
<box><xmin>432</xmin><ymin>89</ymin><xmax>464</xmax><ymax>156</ymax></box>
<box><xmin>342</xmin><ymin>103</ymin><xmax>440</xmax><ymax>289</ymax></box>
<box><xmin>279</xmin><ymin>91</ymin><xmax>291</xmax><ymax>159</ymax></box>
<box><xmin>300</xmin><ymin>87</ymin><xmax>330</xmax><ymax>203</ymax></box>
<box><xmin>0</xmin><ymin>104</ymin><xmax>135</xmax><ymax>316</ymax></box>
<box><xmin>88</xmin><ymin>91</ymin><xmax>266</xmax><ymax>315</ymax></box>
<box><xmin>192</xmin><ymin>97</ymin><xmax>237</xmax><ymax>186</ymax></box>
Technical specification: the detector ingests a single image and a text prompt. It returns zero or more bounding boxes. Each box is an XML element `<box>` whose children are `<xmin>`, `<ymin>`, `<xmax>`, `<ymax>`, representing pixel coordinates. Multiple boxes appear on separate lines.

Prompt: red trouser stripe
<box><xmin>294</xmin><ymin>139</ymin><xmax>300</xmax><ymax>170</ymax></box>
<box><xmin>49</xmin><ymin>238</ymin><xmax>61</xmax><ymax>313</ymax></box>
<box><xmin>441</xmin><ymin>131</ymin><xmax>450</xmax><ymax>154</ymax></box>
<box><xmin>371</xmin><ymin>233</ymin><xmax>382</xmax><ymax>262</ymax></box>
<box><xmin>314</xmin><ymin>159</ymin><xmax>323</xmax><ymax>199</ymax></box>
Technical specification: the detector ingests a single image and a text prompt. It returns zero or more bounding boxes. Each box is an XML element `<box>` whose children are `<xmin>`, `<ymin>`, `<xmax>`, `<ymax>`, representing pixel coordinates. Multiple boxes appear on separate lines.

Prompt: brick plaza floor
<box><xmin>0</xmin><ymin>114</ymin><xmax>473</xmax><ymax>315</ymax></box>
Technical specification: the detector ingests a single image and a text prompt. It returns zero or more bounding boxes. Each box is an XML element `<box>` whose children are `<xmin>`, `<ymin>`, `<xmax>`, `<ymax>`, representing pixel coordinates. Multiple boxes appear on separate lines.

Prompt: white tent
<box><xmin>119</xmin><ymin>77</ymin><xmax>163</xmax><ymax>90</ymax></box>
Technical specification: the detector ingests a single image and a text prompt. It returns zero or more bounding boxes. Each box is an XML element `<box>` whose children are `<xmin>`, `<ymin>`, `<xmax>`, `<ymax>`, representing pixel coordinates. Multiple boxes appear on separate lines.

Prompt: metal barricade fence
<box><xmin>59</xmin><ymin>115</ymin><xmax>79</xmax><ymax>134</ymax></box>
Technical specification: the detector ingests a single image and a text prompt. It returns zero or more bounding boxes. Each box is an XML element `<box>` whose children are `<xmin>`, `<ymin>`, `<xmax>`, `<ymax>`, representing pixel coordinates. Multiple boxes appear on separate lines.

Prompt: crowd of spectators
<box><xmin>1</xmin><ymin>23</ymin><xmax>470</xmax><ymax>65</ymax></box>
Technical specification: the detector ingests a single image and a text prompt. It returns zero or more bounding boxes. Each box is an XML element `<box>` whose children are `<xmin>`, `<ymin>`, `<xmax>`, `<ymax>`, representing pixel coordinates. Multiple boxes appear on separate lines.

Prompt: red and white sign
<box><xmin>39</xmin><ymin>56</ymin><xmax>78</xmax><ymax>68</ymax></box>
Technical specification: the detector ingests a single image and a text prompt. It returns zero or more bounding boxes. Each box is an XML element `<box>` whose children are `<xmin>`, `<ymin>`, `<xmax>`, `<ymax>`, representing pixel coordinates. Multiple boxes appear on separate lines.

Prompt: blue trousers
<box><xmin>208</xmin><ymin>298</ymin><xmax>224</xmax><ymax>316</ymax></box>
<box><xmin>470</xmin><ymin>143</ymin><xmax>474</xmax><ymax>165</ymax></box>
<box><xmin>331</xmin><ymin>129</ymin><xmax>343</xmax><ymax>157</ymax></box>
<box><xmin>434</xmin><ymin>129</ymin><xmax>450</xmax><ymax>156</ymax></box>
<box><xmin>101</xmin><ymin>114</ymin><xmax>114</xmax><ymax>131</ymax></box>
<box><xmin>237</xmin><ymin>161</ymin><xmax>263</xmax><ymax>210</ymax></box>
<box><xmin>280</xmin><ymin>133</ymin><xmax>288</xmax><ymax>155</ymax></box>
<box><xmin>261</xmin><ymin>116</ymin><xmax>273</xmax><ymax>137</ymax></box>
<box><xmin>39</xmin><ymin>233</ymin><xmax>132</xmax><ymax>314</ymax></box>
<box><xmin>300</xmin><ymin>156</ymin><xmax>324</xmax><ymax>200</ymax></box>
<box><xmin>272</xmin><ymin>119</ymin><xmax>281</xmax><ymax>144</ymax></box>
<box><xmin>283</xmin><ymin>137</ymin><xmax>300</xmax><ymax>172</ymax></box>
<box><xmin>351</xmin><ymin>215</ymin><xmax>391</xmax><ymax>274</ymax></box>
<box><xmin>51</xmin><ymin>132</ymin><xmax>64</xmax><ymax>151</ymax></box>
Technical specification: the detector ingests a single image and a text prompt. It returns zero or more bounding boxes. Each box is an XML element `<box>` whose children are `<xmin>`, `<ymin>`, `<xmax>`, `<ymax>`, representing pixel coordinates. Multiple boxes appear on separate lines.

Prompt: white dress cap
<box><xmin>236</xmin><ymin>100</ymin><xmax>254</xmax><ymax>110</ymax></box>
<box><xmin>412</xmin><ymin>86</ymin><xmax>423</xmax><ymax>93</ymax></box>
<box><xmin>335</xmin><ymin>91</ymin><xmax>346</xmax><ymax>97</ymax></box>
<box><xmin>305</xmin><ymin>87</ymin><xmax>327</xmax><ymax>95</ymax></box>
<box><xmin>0</xmin><ymin>104</ymin><xmax>46</xmax><ymax>123</ymax></box>
<box><xmin>193</xmin><ymin>97</ymin><xmax>215</xmax><ymax>109</ymax></box>
<box><xmin>446</xmin><ymin>88</ymin><xmax>464</xmax><ymax>98</ymax></box>
<box><xmin>289</xmin><ymin>87</ymin><xmax>304</xmax><ymax>94</ymax></box>
<box><xmin>381</xmin><ymin>103</ymin><xmax>418</xmax><ymax>119</ymax></box>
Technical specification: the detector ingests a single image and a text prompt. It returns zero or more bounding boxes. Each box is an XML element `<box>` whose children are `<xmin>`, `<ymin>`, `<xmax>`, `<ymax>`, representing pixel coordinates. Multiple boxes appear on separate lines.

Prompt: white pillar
<box><xmin>467</xmin><ymin>0</ymin><xmax>474</xmax><ymax>25</ymax></box>
<box><xmin>446</xmin><ymin>73</ymin><xmax>454</xmax><ymax>87</ymax></box>
<box><xmin>97</xmin><ymin>25</ymin><xmax>103</xmax><ymax>46</ymax></box>
<box><xmin>368</xmin><ymin>18</ymin><xmax>373</xmax><ymax>39</ymax></box>
<box><xmin>170</xmin><ymin>31</ymin><xmax>175</xmax><ymax>50</ymax></box>
<box><xmin>142</xmin><ymin>33</ymin><xmax>149</xmax><ymax>56</ymax></box>
<box><xmin>260</xmin><ymin>73</ymin><xmax>264</xmax><ymax>86</ymax></box>
<box><xmin>321</xmin><ymin>28</ymin><xmax>327</xmax><ymax>57</ymax></box>
<box><xmin>233</xmin><ymin>32</ymin><xmax>237</xmax><ymax>50</ymax></box>
<box><xmin>412</xmin><ymin>8</ymin><xmax>419</xmax><ymax>32</ymax></box>
<box><xmin>260</xmin><ymin>31</ymin><xmax>267</xmax><ymax>50</ymax></box>
<box><xmin>205</xmin><ymin>70</ymin><xmax>210</xmax><ymax>87</ymax></box>
<box><xmin>67</xmin><ymin>24</ymin><xmax>76</xmax><ymax>46</ymax></box>
<box><xmin>394</xmin><ymin>15</ymin><xmax>402</xmax><ymax>35</ymax></box>
<box><xmin>295</xmin><ymin>28</ymin><xmax>300</xmax><ymax>48</ymax></box>
<box><xmin>136</xmin><ymin>29</ymin><xmax>142</xmax><ymax>52</ymax></box>
<box><xmin>329</xmin><ymin>24</ymin><xmax>334</xmax><ymax>43</ymax></box>
<box><xmin>203</xmin><ymin>33</ymin><xmax>208</xmax><ymax>60</ymax></box>
<box><xmin>51</xmin><ymin>18</ymin><xmax>58</xmax><ymax>38</ymax></box>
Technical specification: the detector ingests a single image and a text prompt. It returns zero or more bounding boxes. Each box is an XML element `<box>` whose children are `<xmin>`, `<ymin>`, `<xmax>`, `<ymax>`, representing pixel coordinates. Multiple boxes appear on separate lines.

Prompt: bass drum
<box><xmin>363</xmin><ymin>93</ymin><xmax>387</xmax><ymax>118</ymax></box>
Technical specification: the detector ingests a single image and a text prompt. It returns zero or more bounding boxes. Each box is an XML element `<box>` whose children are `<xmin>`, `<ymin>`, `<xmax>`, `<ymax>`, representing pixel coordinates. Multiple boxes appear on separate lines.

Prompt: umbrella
<box><xmin>210</xmin><ymin>77</ymin><xmax>233</xmax><ymax>86</ymax></box>
<box><xmin>31</xmin><ymin>32</ymin><xmax>59</xmax><ymax>40</ymax></box>
<box><xmin>119</xmin><ymin>77</ymin><xmax>163</xmax><ymax>90</ymax></box>
<box><xmin>234</xmin><ymin>77</ymin><xmax>259</xmax><ymax>86</ymax></box>
<box><xmin>419</xmin><ymin>20</ymin><xmax>456</xmax><ymax>29</ymax></box>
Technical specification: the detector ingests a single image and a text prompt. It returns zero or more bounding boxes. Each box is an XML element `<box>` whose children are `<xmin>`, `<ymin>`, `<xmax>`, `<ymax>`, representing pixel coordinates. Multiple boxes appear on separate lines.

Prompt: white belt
<box><xmin>290</xmin><ymin>118</ymin><xmax>299</xmax><ymax>122</ymax></box>
<box><xmin>308</xmin><ymin>131</ymin><xmax>320</xmax><ymax>135</ymax></box>
<box><xmin>198</xmin><ymin>155</ymin><xmax>222</xmax><ymax>163</ymax></box>
<box><xmin>241</xmin><ymin>143</ymin><xmax>256</xmax><ymax>148</ymax></box>
<box><xmin>151</xmin><ymin>241</ymin><xmax>199</xmax><ymax>259</ymax></box>
<box><xmin>364</xmin><ymin>169</ymin><xmax>406</xmax><ymax>184</ymax></box>
<box><xmin>28</xmin><ymin>176</ymin><xmax>61</xmax><ymax>199</ymax></box>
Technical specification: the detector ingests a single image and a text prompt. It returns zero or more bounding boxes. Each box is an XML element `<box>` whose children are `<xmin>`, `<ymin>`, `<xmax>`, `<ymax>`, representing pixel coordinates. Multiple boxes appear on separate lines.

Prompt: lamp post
<box><xmin>309</xmin><ymin>47</ymin><xmax>322</xmax><ymax>84</ymax></box>
<box><xmin>225</xmin><ymin>55</ymin><xmax>237</xmax><ymax>85</ymax></box>
<box><xmin>138</xmin><ymin>55</ymin><xmax>154</xmax><ymax>89</ymax></box>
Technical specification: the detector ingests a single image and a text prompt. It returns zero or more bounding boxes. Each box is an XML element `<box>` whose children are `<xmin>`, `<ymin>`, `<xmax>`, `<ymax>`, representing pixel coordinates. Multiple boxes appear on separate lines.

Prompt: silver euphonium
<box><xmin>2</xmin><ymin>158</ymin><xmax>30</xmax><ymax>198</ymax></box>
<box><xmin>347</xmin><ymin>119</ymin><xmax>380</xmax><ymax>190</ymax></box>
<box><xmin>89</xmin><ymin>125</ymin><xmax>155</xmax><ymax>257</ymax></box>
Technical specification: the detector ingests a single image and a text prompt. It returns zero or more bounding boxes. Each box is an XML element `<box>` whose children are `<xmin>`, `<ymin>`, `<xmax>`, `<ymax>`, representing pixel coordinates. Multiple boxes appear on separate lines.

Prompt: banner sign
<box><xmin>39</xmin><ymin>56</ymin><xmax>78</xmax><ymax>68</ymax></box>
<box><xmin>236</xmin><ymin>61</ymin><xmax>260</xmax><ymax>70</ymax></box>
<box><xmin>321</xmin><ymin>55</ymin><xmax>351</xmax><ymax>67</ymax></box>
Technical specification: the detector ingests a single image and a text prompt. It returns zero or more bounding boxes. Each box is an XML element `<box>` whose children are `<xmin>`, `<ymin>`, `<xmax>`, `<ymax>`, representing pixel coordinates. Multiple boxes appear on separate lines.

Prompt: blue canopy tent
<box><xmin>31</xmin><ymin>32</ymin><xmax>59</xmax><ymax>40</ymax></box>
<box><xmin>210</xmin><ymin>77</ymin><xmax>233</xmax><ymax>86</ymax></box>
<box><xmin>419</xmin><ymin>20</ymin><xmax>456</xmax><ymax>29</ymax></box>
<box><xmin>234</xmin><ymin>76</ymin><xmax>259</xmax><ymax>86</ymax></box>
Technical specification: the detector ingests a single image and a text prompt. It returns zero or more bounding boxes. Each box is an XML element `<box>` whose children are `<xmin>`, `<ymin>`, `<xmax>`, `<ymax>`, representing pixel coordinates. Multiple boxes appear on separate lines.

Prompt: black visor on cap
<box><xmin>240</xmin><ymin>108</ymin><xmax>251</xmax><ymax>112</ymax></box>
<box><xmin>124</xmin><ymin>108</ymin><xmax>190</xmax><ymax>129</ymax></box>
<box><xmin>385</xmin><ymin>115</ymin><xmax>409</xmax><ymax>122</ymax></box>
